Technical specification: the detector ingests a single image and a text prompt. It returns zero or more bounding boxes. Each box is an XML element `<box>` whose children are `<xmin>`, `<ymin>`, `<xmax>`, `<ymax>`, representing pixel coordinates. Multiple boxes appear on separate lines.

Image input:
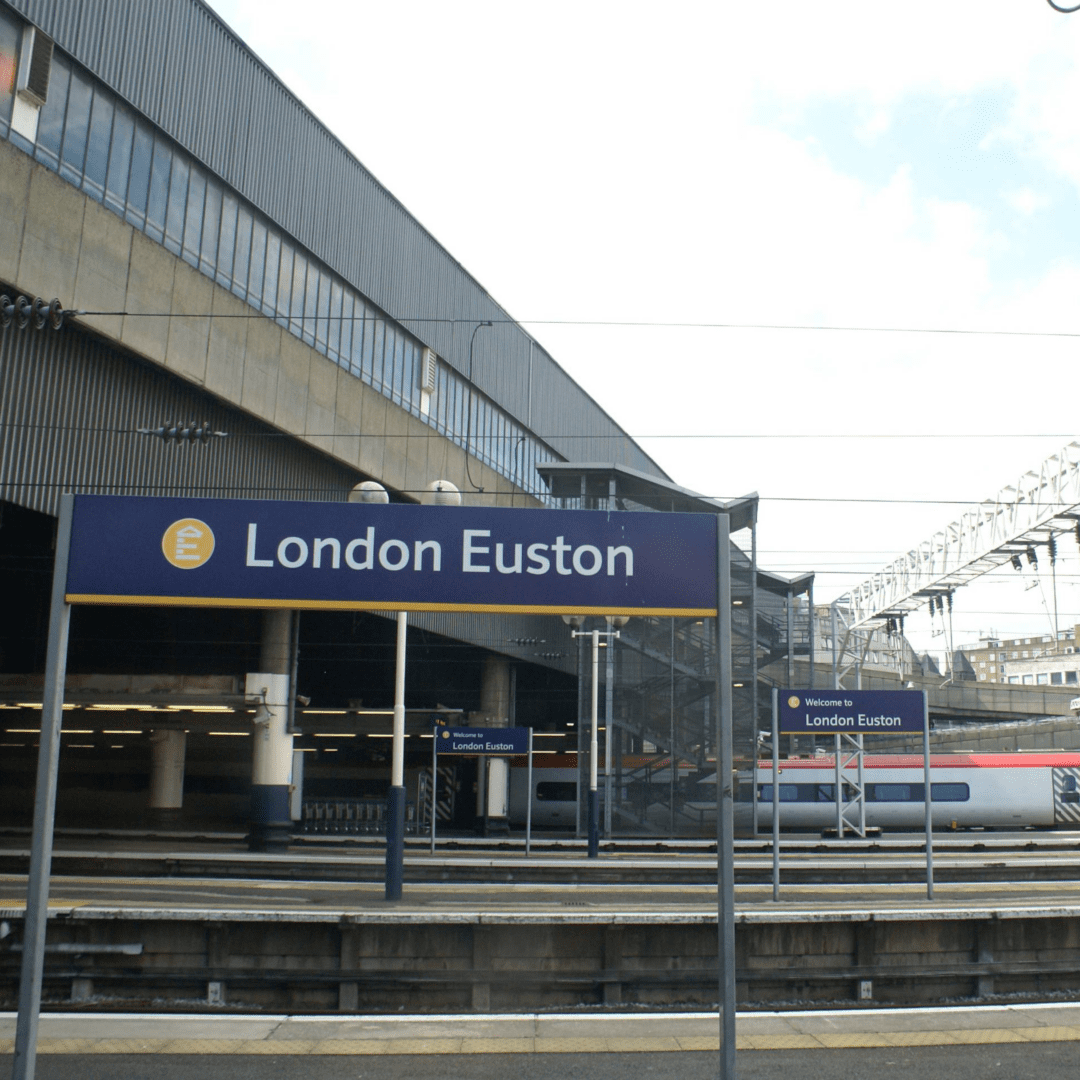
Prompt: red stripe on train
<box><xmin>756</xmin><ymin>752</ymin><xmax>1080</xmax><ymax>770</ymax></box>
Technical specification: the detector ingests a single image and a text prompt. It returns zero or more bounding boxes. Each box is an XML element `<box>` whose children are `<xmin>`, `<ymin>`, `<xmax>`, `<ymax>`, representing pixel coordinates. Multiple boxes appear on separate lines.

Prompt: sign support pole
<box><xmin>604</xmin><ymin>631</ymin><xmax>614</xmax><ymax>839</ymax></box>
<box><xmin>589</xmin><ymin>629</ymin><xmax>600</xmax><ymax>857</ymax></box>
<box><xmin>525</xmin><ymin>728</ymin><xmax>533</xmax><ymax>857</ymax></box>
<box><xmin>771</xmin><ymin>687</ymin><xmax>780</xmax><ymax>901</ymax></box>
<box><xmin>715</xmin><ymin>512</ymin><xmax>736</xmax><ymax>1080</ymax></box>
<box><xmin>385</xmin><ymin>612</ymin><xmax>407</xmax><ymax>901</ymax></box>
<box><xmin>923</xmin><ymin>692</ymin><xmax>934</xmax><ymax>900</ymax></box>
<box><xmin>430</xmin><ymin>725</ymin><xmax>437</xmax><ymax>856</ymax></box>
<box><xmin>13</xmin><ymin>494</ymin><xmax>74</xmax><ymax>1080</ymax></box>
<box><xmin>834</xmin><ymin>734</ymin><xmax>843</xmax><ymax>838</ymax></box>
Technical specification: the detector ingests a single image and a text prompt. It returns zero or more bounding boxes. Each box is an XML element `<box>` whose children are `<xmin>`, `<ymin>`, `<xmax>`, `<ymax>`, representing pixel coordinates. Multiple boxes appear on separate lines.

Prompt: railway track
<box><xmin>3</xmin><ymin>829</ymin><xmax>1080</xmax><ymax>885</ymax></box>
<box><xmin>4</xmin><ymin>831</ymin><xmax>1080</xmax><ymax>1014</ymax></box>
<box><xmin>4</xmin><ymin>872</ymin><xmax>1080</xmax><ymax>1013</ymax></box>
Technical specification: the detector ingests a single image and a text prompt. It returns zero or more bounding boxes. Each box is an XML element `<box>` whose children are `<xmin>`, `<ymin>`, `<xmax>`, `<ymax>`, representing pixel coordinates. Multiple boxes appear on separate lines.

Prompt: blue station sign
<box><xmin>64</xmin><ymin>495</ymin><xmax>719</xmax><ymax>617</ymax></box>
<box><xmin>779</xmin><ymin>689</ymin><xmax>926</xmax><ymax>735</ymax></box>
<box><xmin>436</xmin><ymin>727</ymin><xmax>530</xmax><ymax>755</ymax></box>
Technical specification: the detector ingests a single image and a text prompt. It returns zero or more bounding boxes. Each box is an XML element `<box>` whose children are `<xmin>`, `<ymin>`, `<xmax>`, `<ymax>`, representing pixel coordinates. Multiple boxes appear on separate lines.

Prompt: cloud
<box><xmin>206</xmin><ymin>0</ymin><xmax>1080</xmax><ymax>645</ymax></box>
<box><xmin>1005</xmin><ymin>187</ymin><xmax>1051</xmax><ymax>216</ymax></box>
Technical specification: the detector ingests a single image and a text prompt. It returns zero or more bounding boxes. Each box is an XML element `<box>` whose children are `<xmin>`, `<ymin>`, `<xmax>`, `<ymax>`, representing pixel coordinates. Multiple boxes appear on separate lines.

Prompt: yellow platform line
<box><xmin>2</xmin><ymin>1025</ymin><xmax>1078</xmax><ymax>1055</ymax></box>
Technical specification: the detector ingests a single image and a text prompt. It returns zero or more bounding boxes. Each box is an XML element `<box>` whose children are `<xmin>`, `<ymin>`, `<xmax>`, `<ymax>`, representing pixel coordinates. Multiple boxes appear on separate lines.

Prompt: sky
<box><xmin>208</xmin><ymin>0</ymin><xmax>1080</xmax><ymax>659</ymax></box>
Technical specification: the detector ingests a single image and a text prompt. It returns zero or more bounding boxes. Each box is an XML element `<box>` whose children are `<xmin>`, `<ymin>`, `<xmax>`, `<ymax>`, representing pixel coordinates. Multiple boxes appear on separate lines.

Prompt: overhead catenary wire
<box><xmin>10</xmin><ymin>474</ymin><xmax>1080</xmax><ymax>508</ymax></box>
<box><xmin>32</xmin><ymin>308</ymin><xmax>1080</xmax><ymax>341</ymax></box>
<box><xmin>4</xmin><ymin>420</ymin><xmax>1080</xmax><ymax>441</ymax></box>
<box><xmin>1</xmin><ymin>419</ymin><xmax>1077</xmax><ymax>444</ymax></box>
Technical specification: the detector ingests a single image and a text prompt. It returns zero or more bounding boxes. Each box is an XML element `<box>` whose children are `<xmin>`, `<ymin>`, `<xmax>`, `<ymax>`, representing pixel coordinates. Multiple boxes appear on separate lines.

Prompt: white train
<box><xmin>753</xmin><ymin>752</ymin><xmax>1080</xmax><ymax>831</ymax></box>
<box><xmin>509</xmin><ymin>752</ymin><xmax>1080</xmax><ymax>833</ymax></box>
<box><xmin>507</xmin><ymin>754</ymin><xmax>581</xmax><ymax>829</ymax></box>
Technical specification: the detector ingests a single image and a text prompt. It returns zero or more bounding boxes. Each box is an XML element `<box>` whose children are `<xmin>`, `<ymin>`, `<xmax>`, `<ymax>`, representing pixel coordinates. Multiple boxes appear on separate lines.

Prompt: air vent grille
<box><xmin>420</xmin><ymin>348</ymin><xmax>437</xmax><ymax>393</ymax></box>
<box><xmin>17</xmin><ymin>27</ymin><xmax>53</xmax><ymax>107</ymax></box>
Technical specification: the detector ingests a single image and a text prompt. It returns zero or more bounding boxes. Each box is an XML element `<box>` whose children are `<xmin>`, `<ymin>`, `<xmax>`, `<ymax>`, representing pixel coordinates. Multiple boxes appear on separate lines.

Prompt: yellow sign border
<box><xmin>66</xmin><ymin>593</ymin><xmax>717</xmax><ymax>617</ymax></box>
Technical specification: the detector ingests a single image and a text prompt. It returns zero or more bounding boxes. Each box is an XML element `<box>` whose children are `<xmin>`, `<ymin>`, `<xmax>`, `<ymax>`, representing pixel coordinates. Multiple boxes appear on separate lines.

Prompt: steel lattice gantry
<box><xmin>836</xmin><ymin>440</ymin><xmax>1080</xmax><ymax>629</ymax></box>
<box><xmin>822</xmin><ymin>440</ymin><xmax>1080</xmax><ymax>690</ymax></box>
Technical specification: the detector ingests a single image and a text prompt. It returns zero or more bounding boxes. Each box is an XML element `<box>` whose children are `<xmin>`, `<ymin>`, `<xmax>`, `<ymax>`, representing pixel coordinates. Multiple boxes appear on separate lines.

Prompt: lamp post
<box><xmin>385</xmin><ymin>609</ymin><xmax>408</xmax><ymax>901</ymax></box>
<box><xmin>348</xmin><ymin>481</ymin><xmax>409</xmax><ymax>901</ymax></box>
<box><xmin>464</xmin><ymin>321</ymin><xmax>492</xmax><ymax>492</ymax></box>
<box><xmin>380</xmin><ymin>478</ymin><xmax>465</xmax><ymax>900</ymax></box>
<box><xmin>564</xmin><ymin>615</ymin><xmax>624</xmax><ymax>857</ymax></box>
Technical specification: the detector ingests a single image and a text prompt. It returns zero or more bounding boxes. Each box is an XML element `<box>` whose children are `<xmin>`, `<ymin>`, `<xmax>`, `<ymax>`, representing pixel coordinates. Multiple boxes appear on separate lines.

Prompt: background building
<box><xmin>954</xmin><ymin>628</ymin><xmax>1080</xmax><ymax>687</ymax></box>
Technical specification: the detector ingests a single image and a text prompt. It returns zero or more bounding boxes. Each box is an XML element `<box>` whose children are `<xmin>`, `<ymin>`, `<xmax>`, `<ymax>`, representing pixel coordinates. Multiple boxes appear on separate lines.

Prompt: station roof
<box><xmin>537</xmin><ymin>462</ymin><xmax>759</xmax><ymax>533</ymax></box>
<box><xmin>757</xmin><ymin>569</ymin><xmax>815</xmax><ymax>597</ymax></box>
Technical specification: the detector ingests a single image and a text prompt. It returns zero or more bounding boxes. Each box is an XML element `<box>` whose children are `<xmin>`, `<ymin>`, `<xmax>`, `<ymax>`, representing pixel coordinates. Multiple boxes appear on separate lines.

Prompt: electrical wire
<box><xmin>2</xmin><ymin>420</ymin><xmax>1077</xmax><ymax>443</ymax></box>
<box><xmin>12</xmin><ymin>474</ymin><xmax>1080</xmax><ymax>507</ymax></box>
<box><xmin>33</xmin><ymin>309</ymin><xmax>1080</xmax><ymax>340</ymax></box>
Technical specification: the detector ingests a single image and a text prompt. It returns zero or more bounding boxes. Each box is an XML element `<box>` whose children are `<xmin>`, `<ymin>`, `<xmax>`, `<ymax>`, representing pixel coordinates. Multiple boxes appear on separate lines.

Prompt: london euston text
<box><xmin>245</xmin><ymin>523</ymin><xmax>635</xmax><ymax>578</ymax></box>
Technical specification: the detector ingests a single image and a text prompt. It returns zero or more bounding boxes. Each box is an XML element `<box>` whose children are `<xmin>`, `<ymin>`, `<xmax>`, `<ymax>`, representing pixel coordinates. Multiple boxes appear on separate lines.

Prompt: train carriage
<box><xmin>754</xmin><ymin>752</ymin><xmax>1080</xmax><ymax>831</ymax></box>
<box><xmin>509</xmin><ymin>752</ymin><xmax>1080</xmax><ymax>833</ymax></box>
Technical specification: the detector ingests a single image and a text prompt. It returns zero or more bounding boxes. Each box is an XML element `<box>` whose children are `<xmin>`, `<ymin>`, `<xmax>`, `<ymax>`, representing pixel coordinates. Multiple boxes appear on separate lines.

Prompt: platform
<box><xmin>3</xmin><ymin>859</ymin><xmax>1080</xmax><ymax>1013</ymax></box>
<box><xmin>3</xmin><ymin>1003</ymin><xmax>1080</xmax><ymax>1055</ymax></box>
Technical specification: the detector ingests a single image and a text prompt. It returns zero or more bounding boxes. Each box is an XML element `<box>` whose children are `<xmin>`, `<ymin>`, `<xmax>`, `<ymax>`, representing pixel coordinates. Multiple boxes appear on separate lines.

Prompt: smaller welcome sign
<box><xmin>436</xmin><ymin>727</ymin><xmax>530</xmax><ymax>755</ymax></box>
<box><xmin>779</xmin><ymin>689</ymin><xmax>925</xmax><ymax>735</ymax></box>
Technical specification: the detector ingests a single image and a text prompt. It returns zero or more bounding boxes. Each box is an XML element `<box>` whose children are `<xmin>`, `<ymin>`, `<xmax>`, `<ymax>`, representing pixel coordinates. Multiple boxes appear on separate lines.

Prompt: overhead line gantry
<box><xmin>829</xmin><ymin>440</ymin><xmax>1080</xmax><ymax>687</ymax></box>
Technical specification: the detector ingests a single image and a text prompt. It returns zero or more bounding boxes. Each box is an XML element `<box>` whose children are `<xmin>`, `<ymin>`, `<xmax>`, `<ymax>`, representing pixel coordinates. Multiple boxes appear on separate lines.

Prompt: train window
<box><xmin>931</xmin><ymin>783</ymin><xmax>969</xmax><ymax>802</ymax></box>
<box><xmin>758</xmin><ymin>783</ymin><xmax>836</xmax><ymax>803</ymax></box>
<box><xmin>867</xmin><ymin>783</ymin><xmax>970</xmax><ymax>802</ymax></box>
<box><xmin>535</xmin><ymin>782</ymin><xmax>577</xmax><ymax>802</ymax></box>
<box><xmin>868</xmin><ymin>786</ymin><xmax>911</xmax><ymax>803</ymax></box>
<box><xmin>757</xmin><ymin>784</ymin><xmax>800</xmax><ymax>803</ymax></box>
<box><xmin>1063</xmin><ymin>776</ymin><xmax>1078</xmax><ymax>792</ymax></box>
<box><xmin>868</xmin><ymin>784</ymin><xmax>916</xmax><ymax>802</ymax></box>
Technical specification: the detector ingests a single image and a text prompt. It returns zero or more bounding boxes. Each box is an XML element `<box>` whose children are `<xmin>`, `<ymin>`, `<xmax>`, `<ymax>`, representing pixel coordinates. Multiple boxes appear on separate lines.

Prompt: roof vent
<box><xmin>17</xmin><ymin>27</ymin><xmax>53</xmax><ymax>107</ymax></box>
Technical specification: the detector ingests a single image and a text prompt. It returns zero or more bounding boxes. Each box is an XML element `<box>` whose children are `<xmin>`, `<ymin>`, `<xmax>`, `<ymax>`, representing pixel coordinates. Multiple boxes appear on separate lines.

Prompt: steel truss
<box><xmin>829</xmin><ymin>440</ymin><xmax>1080</xmax><ymax>686</ymax></box>
<box><xmin>833</xmin><ymin>733</ymin><xmax>866</xmax><ymax>838</ymax></box>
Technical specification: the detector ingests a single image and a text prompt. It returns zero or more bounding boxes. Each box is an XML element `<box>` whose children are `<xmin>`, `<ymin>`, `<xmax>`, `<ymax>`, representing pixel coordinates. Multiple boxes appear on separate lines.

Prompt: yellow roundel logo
<box><xmin>162</xmin><ymin>518</ymin><xmax>215</xmax><ymax>569</ymax></box>
<box><xmin>787</xmin><ymin>695</ymin><xmax>800</xmax><ymax>709</ymax></box>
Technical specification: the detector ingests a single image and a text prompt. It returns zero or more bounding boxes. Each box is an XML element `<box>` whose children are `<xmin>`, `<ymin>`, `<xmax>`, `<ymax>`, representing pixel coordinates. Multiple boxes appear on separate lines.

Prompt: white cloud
<box><xmin>207</xmin><ymin>0</ymin><xmax>1080</xmax><ymax>648</ymax></box>
<box><xmin>1005</xmin><ymin>187</ymin><xmax>1050</xmax><ymax>216</ymax></box>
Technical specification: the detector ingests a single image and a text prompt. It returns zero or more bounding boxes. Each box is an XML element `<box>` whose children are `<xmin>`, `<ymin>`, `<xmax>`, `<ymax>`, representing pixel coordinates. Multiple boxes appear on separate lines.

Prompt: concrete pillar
<box><xmin>148</xmin><ymin>729</ymin><xmax>186</xmax><ymax>825</ymax></box>
<box><xmin>479</xmin><ymin>656</ymin><xmax>511</xmax><ymax>835</ymax></box>
<box><xmin>247</xmin><ymin>609</ymin><xmax>294</xmax><ymax>852</ymax></box>
<box><xmin>261</xmin><ymin>608</ymin><xmax>292</xmax><ymax>673</ymax></box>
<box><xmin>487</xmin><ymin>758</ymin><xmax>510</xmax><ymax>824</ymax></box>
